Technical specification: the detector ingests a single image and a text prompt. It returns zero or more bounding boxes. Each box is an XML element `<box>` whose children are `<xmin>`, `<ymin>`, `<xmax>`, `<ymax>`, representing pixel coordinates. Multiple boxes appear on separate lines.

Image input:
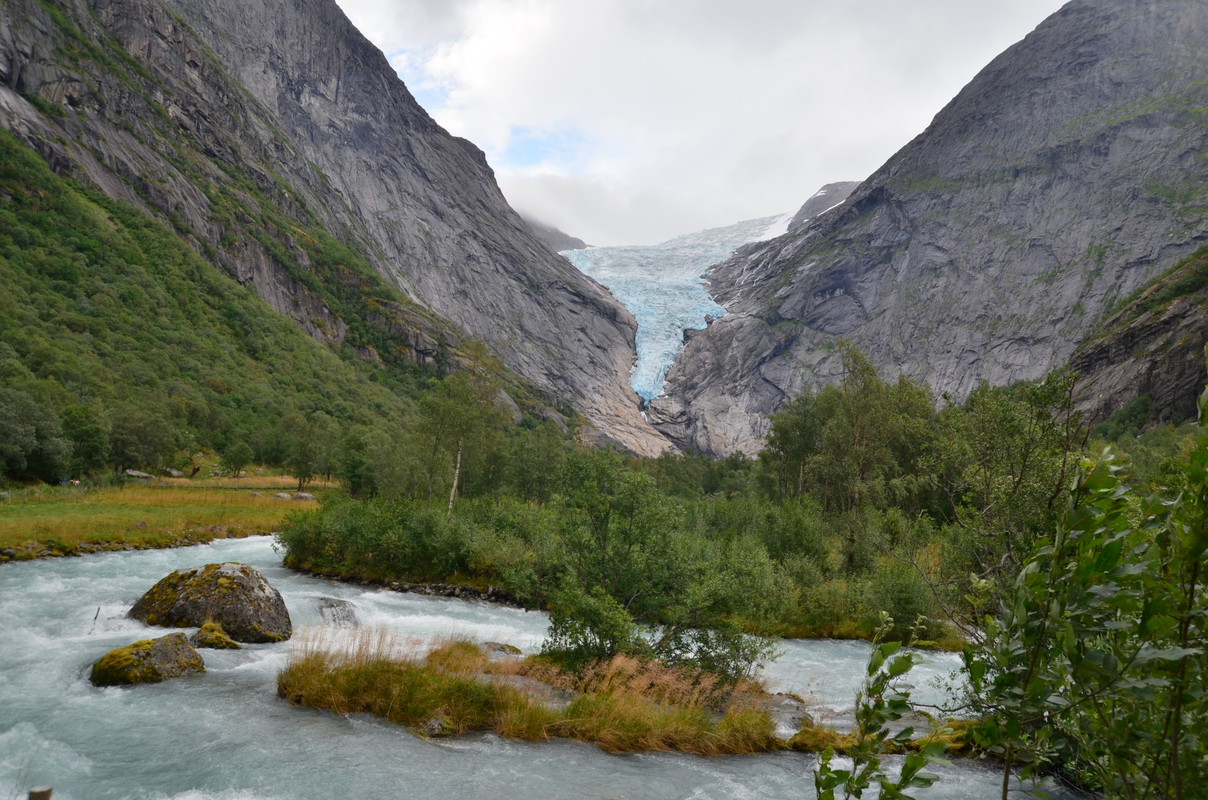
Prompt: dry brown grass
<box><xmin>276</xmin><ymin>629</ymin><xmax>783</xmax><ymax>755</ymax></box>
<box><xmin>159</xmin><ymin>474</ymin><xmax>328</xmax><ymax>490</ymax></box>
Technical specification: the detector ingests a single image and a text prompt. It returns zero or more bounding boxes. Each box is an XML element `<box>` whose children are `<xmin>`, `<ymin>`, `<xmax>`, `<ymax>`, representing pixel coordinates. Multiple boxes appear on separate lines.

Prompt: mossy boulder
<box><xmin>90</xmin><ymin>632</ymin><xmax>205</xmax><ymax>686</ymax></box>
<box><xmin>190</xmin><ymin>621</ymin><xmax>242</xmax><ymax>650</ymax></box>
<box><xmin>130</xmin><ymin>562</ymin><xmax>292</xmax><ymax>643</ymax></box>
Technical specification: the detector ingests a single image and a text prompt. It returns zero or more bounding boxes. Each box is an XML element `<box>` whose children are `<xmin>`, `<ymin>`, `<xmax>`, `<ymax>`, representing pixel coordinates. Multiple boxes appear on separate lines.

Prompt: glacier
<box><xmin>564</xmin><ymin>213</ymin><xmax>792</xmax><ymax>402</ymax></box>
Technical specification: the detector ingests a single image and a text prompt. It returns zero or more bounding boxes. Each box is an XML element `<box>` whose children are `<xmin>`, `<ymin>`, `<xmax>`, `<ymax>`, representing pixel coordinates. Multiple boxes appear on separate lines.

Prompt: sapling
<box><xmin>814</xmin><ymin>612</ymin><xmax>949</xmax><ymax>800</ymax></box>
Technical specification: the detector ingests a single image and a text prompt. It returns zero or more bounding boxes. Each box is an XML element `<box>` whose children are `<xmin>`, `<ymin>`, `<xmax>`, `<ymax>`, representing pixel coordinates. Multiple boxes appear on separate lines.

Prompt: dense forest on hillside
<box><xmin>0</xmin><ymin>126</ymin><xmax>567</xmax><ymax>488</ymax></box>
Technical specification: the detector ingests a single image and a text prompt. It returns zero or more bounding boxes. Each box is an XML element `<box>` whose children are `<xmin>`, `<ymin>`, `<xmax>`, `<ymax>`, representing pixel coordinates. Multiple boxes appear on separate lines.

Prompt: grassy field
<box><xmin>0</xmin><ymin>478</ymin><xmax>320</xmax><ymax>559</ymax></box>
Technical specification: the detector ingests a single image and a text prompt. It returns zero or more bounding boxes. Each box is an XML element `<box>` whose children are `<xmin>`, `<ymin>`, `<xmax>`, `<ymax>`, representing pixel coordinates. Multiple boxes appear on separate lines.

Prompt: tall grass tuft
<box><xmin>277</xmin><ymin>629</ymin><xmax>782</xmax><ymax>754</ymax></box>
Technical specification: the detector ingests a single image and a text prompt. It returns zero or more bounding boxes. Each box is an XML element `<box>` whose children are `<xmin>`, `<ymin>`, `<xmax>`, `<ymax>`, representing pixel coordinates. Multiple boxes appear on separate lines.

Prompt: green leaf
<box><xmin>867</xmin><ymin>646</ymin><xmax>886</xmax><ymax>676</ymax></box>
<box><xmin>1093</xmin><ymin>538</ymin><xmax>1124</xmax><ymax>573</ymax></box>
<box><xmin>888</xmin><ymin>653</ymin><xmax>915</xmax><ymax>678</ymax></box>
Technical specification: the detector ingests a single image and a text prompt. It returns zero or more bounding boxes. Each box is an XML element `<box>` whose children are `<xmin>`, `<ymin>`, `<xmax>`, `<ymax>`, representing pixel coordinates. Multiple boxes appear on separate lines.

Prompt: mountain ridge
<box><xmin>649</xmin><ymin>0</ymin><xmax>1208</xmax><ymax>456</ymax></box>
<box><xmin>0</xmin><ymin>0</ymin><xmax>668</xmax><ymax>455</ymax></box>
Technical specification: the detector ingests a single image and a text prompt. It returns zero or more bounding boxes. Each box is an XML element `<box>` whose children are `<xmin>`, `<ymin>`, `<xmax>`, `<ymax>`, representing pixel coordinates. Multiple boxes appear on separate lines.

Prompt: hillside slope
<box><xmin>650</xmin><ymin>0</ymin><xmax>1208</xmax><ymax>456</ymax></box>
<box><xmin>0</xmin><ymin>0</ymin><xmax>665</xmax><ymax>454</ymax></box>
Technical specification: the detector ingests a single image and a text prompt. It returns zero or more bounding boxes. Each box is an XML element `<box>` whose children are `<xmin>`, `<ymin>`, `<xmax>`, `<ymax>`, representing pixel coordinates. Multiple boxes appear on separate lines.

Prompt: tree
<box><xmin>762</xmin><ymin>344</ymin><xmax>934</xmax><ymax>515</ymax></box>
<box><xmin>932</xmin><ymin>372</ymin><xmax>1084</xmax><ymax>608</ymax></box>
<box><xmin>108</xmin><ymin>405</ymin><xmax>172</xmax><ymax>474</ymax></box>
<box><xmin>60</xmin><ymin>404</ymin><xmax>109</xmax><ymax>477</ymax></box>
<box><xmin>542</xmin><ymin>449</ymin><xmax>781</xmax><ymax>681</ymax></box>
<box><xmin>221</xmin><ymin>440</ymin><xmax>254</xmax><ymax>478</ymax></box>
<box><xmin>762</xmin><ymin>344</ymin><xmax>935</xmax><ymax>572</ymax></box>
<box><xmin>760</xmin><ymin>390</ymin><xmax>824</xmax><ymax>503</ymax></box>
<box><xmin>0</xmin><ymin>387</ymin><xmax>71</xmax><ymax>482</ymax></box>
<box><xmin>963</xmin><ymin>429</ymin><xmax>1207</xmax><ymax>799</ymax></box>
<box><xmin>416</xmin><ymin>350</ymin><xmax>507</xmax><ymax>511</ymax></box>
<box><xmin>282</xmin><ymin>410</ymin><xmax>338</xmax><ymax>490</ymax></box>
<box><xmin>507</xmin><ymin>420</ymin><xmax>567</xmax><ymax>503</ymax></box>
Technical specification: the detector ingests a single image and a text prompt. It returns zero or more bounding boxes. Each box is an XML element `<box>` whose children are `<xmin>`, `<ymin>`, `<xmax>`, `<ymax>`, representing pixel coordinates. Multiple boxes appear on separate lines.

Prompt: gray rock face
<box><xmin>0</xmin><ymin>0</ymin><xmax>665</xmax><ymax>456</ymax></box>
<box><xmin>1073</xmin><ymin>300</ymin><xmax>1208</xmax><ymax>427</ymax></box>
<box><xmin>129</xmin><ymin>562</ymin><xmax>292</xmax><ymax>643</ymax></box>
<box><xmin>90</xmin><ymin>632</ymin><xmax>205</xmax><ymax>686</ymax></box>
<box><xmin>522</xmin><ymin>215</ymin><xmax>588</xmax><ymax>253</ymax></box>
<box><xmin>787</xmin><ymin>182</ymin><xmax>861</xmax><ymax>235</ymax></box>
<box><xmin>653</xmin><ymin>0</ymin><xmax>1208</xmax><ymax>456</ymax></box>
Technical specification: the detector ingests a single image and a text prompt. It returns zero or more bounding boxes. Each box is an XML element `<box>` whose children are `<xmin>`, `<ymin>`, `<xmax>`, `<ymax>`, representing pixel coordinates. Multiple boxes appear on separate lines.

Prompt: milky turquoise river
<box><xmin>0</xmin><ymin>536</ymin><xmax>1082</xmax><ymax>799</ymax></box>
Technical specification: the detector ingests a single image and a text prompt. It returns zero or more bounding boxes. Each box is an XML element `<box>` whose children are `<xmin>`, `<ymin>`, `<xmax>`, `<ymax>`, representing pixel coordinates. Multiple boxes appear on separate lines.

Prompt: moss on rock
<box><xmin>129</xmin><ymin>562</ymin><xmax>292</xmax><ymax>643</ymax></box>
<box><xmin>90</xmin><ymin>632</ymin><xmax>205</xmax><ymax>686</ymax></box>
<box><xmin>190</xmin><ymin>621</ymin><xmax>243</xmax><ymax>650</ymax></box>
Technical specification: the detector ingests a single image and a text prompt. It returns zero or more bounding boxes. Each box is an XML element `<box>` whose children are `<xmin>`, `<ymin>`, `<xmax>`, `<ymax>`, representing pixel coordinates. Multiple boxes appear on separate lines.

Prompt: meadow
<box><xmin>0</xmin><ymin>477</ymin><xmax>318</xmax><ymax>558</ymax></box>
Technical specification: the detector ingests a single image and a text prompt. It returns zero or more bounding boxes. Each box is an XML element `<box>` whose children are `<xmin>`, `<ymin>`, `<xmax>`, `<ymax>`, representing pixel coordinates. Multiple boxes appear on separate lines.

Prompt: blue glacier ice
<box><xmin>564</xmin><ymin>213</ymin><xmax>793</xmax><ymax>402</ymax></box>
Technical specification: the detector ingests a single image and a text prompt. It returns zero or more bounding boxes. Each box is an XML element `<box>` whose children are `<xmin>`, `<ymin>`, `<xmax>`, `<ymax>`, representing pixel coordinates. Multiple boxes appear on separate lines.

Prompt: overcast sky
<box><xmin>334</xmin><ymin>0</ymin><xmax>1069</xmax><ymax>246</ymax></box>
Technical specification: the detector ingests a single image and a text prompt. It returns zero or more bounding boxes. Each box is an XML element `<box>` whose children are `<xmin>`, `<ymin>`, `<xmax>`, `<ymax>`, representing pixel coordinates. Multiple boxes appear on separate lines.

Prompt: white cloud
<box><xmin>336</xmin><ymin>0</ymin><xmax>1069</xmax><ymax>245</ymax></box>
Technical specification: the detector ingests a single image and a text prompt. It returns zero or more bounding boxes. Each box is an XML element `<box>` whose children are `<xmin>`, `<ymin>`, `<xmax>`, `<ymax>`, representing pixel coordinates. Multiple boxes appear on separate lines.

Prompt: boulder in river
<box><xmin>90</xmin><ymin>632</ymin><xmax>205</xmax><ymax>686</ymax></box>
<box><xmin>129</xmin><ymin>562</ymin><xmax>292</xmax><ymax>643</ymax></box>
<box><xmin>190</xmin><ymin>621</ymin><xmax>243</xmax><ymax>650</ymax></box>
<box><xmin>316</xmin><ymin>597</ymin><xmax>359</xmax><ymax>628</ymax></box>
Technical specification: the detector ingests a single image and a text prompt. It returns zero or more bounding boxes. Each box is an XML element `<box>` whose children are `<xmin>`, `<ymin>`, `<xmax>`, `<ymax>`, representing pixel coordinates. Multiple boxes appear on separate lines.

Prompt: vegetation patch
<box><xmin>0</xmin><ymin>482</ymin><xmax>309</xmax><ymax>558</ymax></box>
<box><xmin>277</xmin><ymin>631</ymin><xmax>781</xmax><ymax>755</ymax></box>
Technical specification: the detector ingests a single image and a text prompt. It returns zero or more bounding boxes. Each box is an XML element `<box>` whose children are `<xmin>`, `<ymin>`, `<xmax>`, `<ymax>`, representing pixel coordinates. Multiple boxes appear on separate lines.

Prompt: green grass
<box><xmin>0</xmin><ymin>481</ymin><xmax>314</xmax><ymax>557</ymax></box>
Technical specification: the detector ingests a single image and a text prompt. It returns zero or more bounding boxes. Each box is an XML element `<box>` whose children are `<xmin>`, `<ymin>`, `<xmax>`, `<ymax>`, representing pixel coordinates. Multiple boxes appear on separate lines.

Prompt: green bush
<box><xmin>864</xmin><ymin>557</ymin><xmax>936</xmax><ymax>642</ymax></box>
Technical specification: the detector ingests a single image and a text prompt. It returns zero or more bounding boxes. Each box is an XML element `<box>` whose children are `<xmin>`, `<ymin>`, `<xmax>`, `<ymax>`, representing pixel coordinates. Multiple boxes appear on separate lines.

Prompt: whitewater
<box><xmin>0</xmin><ymin>536</ymin><xmax>1085</xmax><ymax>799</ymax></box>
<box><xmin>563</xmin><ymin>213</ymin><xmax>795</xmax><ymax>402</ymax></box>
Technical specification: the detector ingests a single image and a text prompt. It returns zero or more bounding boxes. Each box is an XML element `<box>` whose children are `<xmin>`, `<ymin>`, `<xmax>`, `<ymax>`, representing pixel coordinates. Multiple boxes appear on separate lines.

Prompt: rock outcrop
<box><xmin>90</xmin><ymin>632</ymin><xmax>205</xmax><ymax>686</ymax></box>
<box><xmin>1071</xmin><ymin>245</ymin><xmax>1208</xmax><ymax>426</ymax></box>
<box><xmin>0</xmin><ymin>0</ymin><xmax>665</xmax><ymax>455</ymax></box>
<box><xmin>652</xmin><ymin>0</ymin><xmax>1208</xmax><ymax>456</ymax></box>
<box><xmin>130</xmin><ymin>562</ymin><xmax>292</xmax><ymax>643</ymax></box>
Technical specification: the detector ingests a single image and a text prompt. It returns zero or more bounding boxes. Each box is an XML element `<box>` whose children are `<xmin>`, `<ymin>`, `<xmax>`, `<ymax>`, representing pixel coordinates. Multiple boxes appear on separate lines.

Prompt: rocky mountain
<box><xmin>0</xmin><ymin>0</ymin><xmax>665</xmax><ymax>455</ymax></box>
<box><xmin>786</xmin><ymin>182</ymin><xmax>861</xmax><ymax>235</ymax></box>
<box><xmin>1071</xmin><ymin>243</ymin><xmax>1208</xmax><ymax>427</ymax></box>
<box><xmin>522</xmin><ymin>215</ymin><xmax>588</xmax><ymax>253</ymax></box>
<box><xmin>650</xmin><ymin>0</ymin><xmax>1208</xmax><ymax>456</ymax></box>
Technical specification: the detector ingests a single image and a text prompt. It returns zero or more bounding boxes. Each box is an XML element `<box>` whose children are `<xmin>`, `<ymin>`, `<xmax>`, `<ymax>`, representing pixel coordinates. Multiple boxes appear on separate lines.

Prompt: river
<box><xmin>0</xmin><ymin>536</ymin><xmax>1081</xmax><ymax>799</ymax></box>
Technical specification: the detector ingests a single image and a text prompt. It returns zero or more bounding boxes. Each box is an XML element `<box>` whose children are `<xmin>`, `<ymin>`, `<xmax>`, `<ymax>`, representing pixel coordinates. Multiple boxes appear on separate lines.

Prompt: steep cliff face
<box><xmin>651</xmin><ymin>0</ymin><xmax>1208</xmax><ymax>456</ymax></box>
<box><xmin>0</xmin><ymin>0</ymin><xmax>665</xmax><ymax>454</ymax></box>
<box><xmin>1071</xmin><ymin>244</ymin><xmax>1208</xmax><ymax>427</ymax></box>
